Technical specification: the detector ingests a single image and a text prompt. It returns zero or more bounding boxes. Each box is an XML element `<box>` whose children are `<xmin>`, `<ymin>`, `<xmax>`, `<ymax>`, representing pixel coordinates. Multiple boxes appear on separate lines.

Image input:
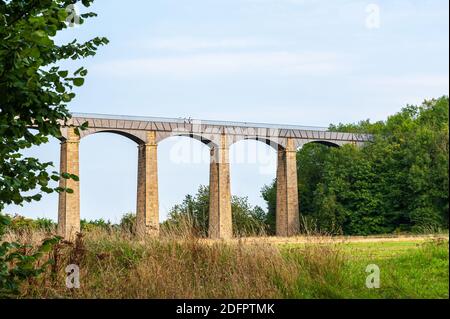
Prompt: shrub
<box><xmin>0</xmin><ymin>213</ymin><xmax>61</xmax><ymax>298</ymax></box>
<box><xmin>120</xmin><ymin>213</ymin><xmax>136</xmax><ymax>234</ymax></box>
<box><xmin>34</xmin><ymin>218</ymin><xmax>56</xmax><ymax>233</ymax></box>
<box><xmin>81</xmin><ymin>218</ymin><xmax>113</xmax><ymax>232</ymax></box>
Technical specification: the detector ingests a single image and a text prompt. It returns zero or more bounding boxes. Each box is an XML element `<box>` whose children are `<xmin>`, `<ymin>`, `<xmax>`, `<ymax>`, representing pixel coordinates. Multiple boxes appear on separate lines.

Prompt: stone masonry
<box><xmin>276</xmin><ymin>138</ymin><xmax>300</xmax><ymax>236</ymax></box>
<box><xmin>136</xmin><ymin>131</ymin><xmax>159</xmax><ymax>237</ymax></box>
<box><xmin>57</xmin><ymin>128</ymin><xmax>80</xmax><ymax>241</ymax></box>
<box><xmin>208</xmin><ymin>134</ymin><xmax>232</xmax><ymax>239</ymax></box>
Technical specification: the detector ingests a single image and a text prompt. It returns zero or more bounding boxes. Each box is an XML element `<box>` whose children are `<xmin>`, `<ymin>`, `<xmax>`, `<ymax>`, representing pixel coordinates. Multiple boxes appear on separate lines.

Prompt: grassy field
<box><xmin>4</xmin><ymin>230</ymin><xmax>448</xmax><ymax>299</ymax></box>
<box><xmin>279</xmin><ymin>238</ymin><xmax>448</xmax><ymax>298</ymax></box>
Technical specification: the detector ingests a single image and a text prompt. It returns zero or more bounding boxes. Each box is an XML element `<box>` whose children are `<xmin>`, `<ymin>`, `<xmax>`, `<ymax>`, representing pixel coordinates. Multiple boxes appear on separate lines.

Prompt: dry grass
<box><xmin>3</xmin><ymin>222</ymin><xmax>448</xmax><ymax>299</ymax></box>
<box><xmin>10</xmin><ymin>229</ymin><xmax>303</xmax><ymax>298</ymax></box>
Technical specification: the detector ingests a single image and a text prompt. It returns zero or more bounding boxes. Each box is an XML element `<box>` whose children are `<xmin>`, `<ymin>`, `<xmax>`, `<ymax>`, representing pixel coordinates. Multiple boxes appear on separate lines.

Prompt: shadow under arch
<box><xmin>80</xmin><ymin>129</ymin><xmax>145</xmax><ymax>144</ymax></box>
<box><xmin>303</xmin><ymin>140</ymin><xmax>341</xmax><ymax>148</ymax></box>
<box><xmin>230</xmin><ymin>136</ymin><xmax>283</xmax><ymax>151</ymax></box>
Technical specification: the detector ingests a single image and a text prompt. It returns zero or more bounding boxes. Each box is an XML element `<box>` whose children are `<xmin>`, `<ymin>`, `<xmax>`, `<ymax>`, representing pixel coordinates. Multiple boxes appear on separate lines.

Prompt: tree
<box><xmin>0</xmin><ymin>0</ymin><xmax>108</xmax><ymax>210</ymax></box>
<box><xmin>164</xmin><ymin>185</ymin><xmax>269</xmax><ymax>237</ymax></box>
<box><xmin>261</xmin><ymin>181</ymin><xmax>276</xmax><ymax>234</ymax></box>
<box><xmin>0</xmin><ymin>0</ymin><xmax>108</xmax><ymax>297</ymax></box>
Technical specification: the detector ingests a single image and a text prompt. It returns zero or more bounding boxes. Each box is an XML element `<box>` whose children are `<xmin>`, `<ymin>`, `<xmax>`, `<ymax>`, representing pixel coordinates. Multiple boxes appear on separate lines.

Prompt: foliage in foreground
<box><xmin>0</xmin><ymin>0</ymin><xmax>107</xmax><ymax>298</ymax></box>
<box><xmin>0</xmin><ymin>213</ymin><xmax>61</xmax><ymax>298</ymax></box>
<box><xmin>0</xmin><ymin>0</ymin><xmax>108</xmax><ymax>211</ymax></box>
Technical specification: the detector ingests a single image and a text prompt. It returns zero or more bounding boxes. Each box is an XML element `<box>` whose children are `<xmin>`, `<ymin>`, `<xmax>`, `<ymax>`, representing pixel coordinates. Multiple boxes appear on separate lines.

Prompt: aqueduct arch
<box><xmin>57</xmin><ymin>113</ymin><xmax>371</xmax><ymax>240</ymax></box>
<box><xmin>305</xmin><ymin>140</ymin><xmax>341</xmax><ymax>148</ymax></box>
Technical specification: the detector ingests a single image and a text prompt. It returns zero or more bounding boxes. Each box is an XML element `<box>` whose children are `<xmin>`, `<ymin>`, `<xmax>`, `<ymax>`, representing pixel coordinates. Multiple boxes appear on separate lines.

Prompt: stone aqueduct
<box><xmin>57</xmin><ymin>113</ymin><xmax>371</xmax><ymax>240</ymax></box>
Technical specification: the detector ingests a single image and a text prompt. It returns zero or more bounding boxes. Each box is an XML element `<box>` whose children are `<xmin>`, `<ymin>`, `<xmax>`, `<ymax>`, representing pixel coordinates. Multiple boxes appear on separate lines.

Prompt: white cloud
<box><xmin>93</xmin><ymin>51</ymin><xmax>340</xmax><ymax>77</ymax></box>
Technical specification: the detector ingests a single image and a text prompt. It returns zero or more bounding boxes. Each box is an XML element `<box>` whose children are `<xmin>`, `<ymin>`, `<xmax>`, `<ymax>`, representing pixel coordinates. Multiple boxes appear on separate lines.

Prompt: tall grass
<box><xmin>2</xmin><ymin>219</ymin><xmax>448</xmax><ymax>299</ymax></box>
<box><xmin>9</xmin><ymin>230</ymin><xmax>297</xmax><ymax>298</ymax></box>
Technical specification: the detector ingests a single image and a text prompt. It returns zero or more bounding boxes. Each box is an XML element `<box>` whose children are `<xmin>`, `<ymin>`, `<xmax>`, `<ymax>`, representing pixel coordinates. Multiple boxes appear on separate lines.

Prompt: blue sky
<box><xmin>5</xmin><ymin>0</ymin><xmax>449</xmax><ymax>223</ymax></box>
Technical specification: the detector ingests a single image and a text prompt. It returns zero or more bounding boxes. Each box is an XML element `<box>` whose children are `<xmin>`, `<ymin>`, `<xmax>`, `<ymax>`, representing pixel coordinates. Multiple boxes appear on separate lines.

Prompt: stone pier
<box><xmin>276</xmin><ymin>138</ymin><xmax>300</xmax><ymax>236</ymax></box>
<box><xmin>208</xmin><ymin>134</ymin><xmax>232</xmax><ymax>239</ymax></box>
<box><xmin>136</xmin><ymin>131</ymin><xmax>159</xmax><ymax>238</ymax></box>
<box><xmin>57</xmin><ymin>128</ymin><xmax>80</xmax><ymax>241</ymax></box>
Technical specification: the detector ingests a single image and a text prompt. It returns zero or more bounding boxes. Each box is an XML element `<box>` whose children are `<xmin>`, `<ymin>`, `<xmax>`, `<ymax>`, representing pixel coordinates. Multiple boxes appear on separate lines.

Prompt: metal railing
<box><xmin>71</xmin><ymin>112</ymin><xmax>330</xmax><ymax>132</ymax></box>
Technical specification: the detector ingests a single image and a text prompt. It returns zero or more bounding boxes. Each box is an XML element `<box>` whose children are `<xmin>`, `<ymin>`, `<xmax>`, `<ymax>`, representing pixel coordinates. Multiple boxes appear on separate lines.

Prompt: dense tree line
<box><xmin>262</xmin><ymin>96</ymin><xmax>449</xmax><ymax>235</ymax></box>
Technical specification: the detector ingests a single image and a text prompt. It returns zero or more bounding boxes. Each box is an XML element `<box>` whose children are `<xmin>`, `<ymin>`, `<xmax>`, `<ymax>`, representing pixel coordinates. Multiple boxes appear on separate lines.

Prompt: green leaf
<box><xmin>58</xmin><ymin>70</ymin><xmax>69</xmax><ymax>78</ymax></box>
<box><xmin>61</xmin><ymin>172</ymin><xmax>71</xmax><ymax>179</ymax></box>
<box><xmin>73</xmin><ymin>78</ymin><xmax>85</xmax><ymax>87</ymax></box>
<box><xmin>32</xmin><ymin>30</ymin><xmax>46</xmax><ymax>38</ymax></box>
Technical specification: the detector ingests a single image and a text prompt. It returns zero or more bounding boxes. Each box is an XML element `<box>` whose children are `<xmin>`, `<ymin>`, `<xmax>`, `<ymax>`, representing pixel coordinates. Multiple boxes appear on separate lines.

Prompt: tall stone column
<box><xmin>136</xmin><ymin>131</ymin><xmax>159</xmax><ymax>238</ymax></box>
<box><xmin>276</xmin><ymin>138</ymin><xmax>299</xmax><ymax>237</ymax></box>
<box><xmin>209</xmin><ymin>134</ymin><xmax>232</xmax><ymax>239</ymax></box>
<box><xmin>58</xmin><ymin>129</ymin><xmax>80</xmax><ymax>241</ymax></box>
